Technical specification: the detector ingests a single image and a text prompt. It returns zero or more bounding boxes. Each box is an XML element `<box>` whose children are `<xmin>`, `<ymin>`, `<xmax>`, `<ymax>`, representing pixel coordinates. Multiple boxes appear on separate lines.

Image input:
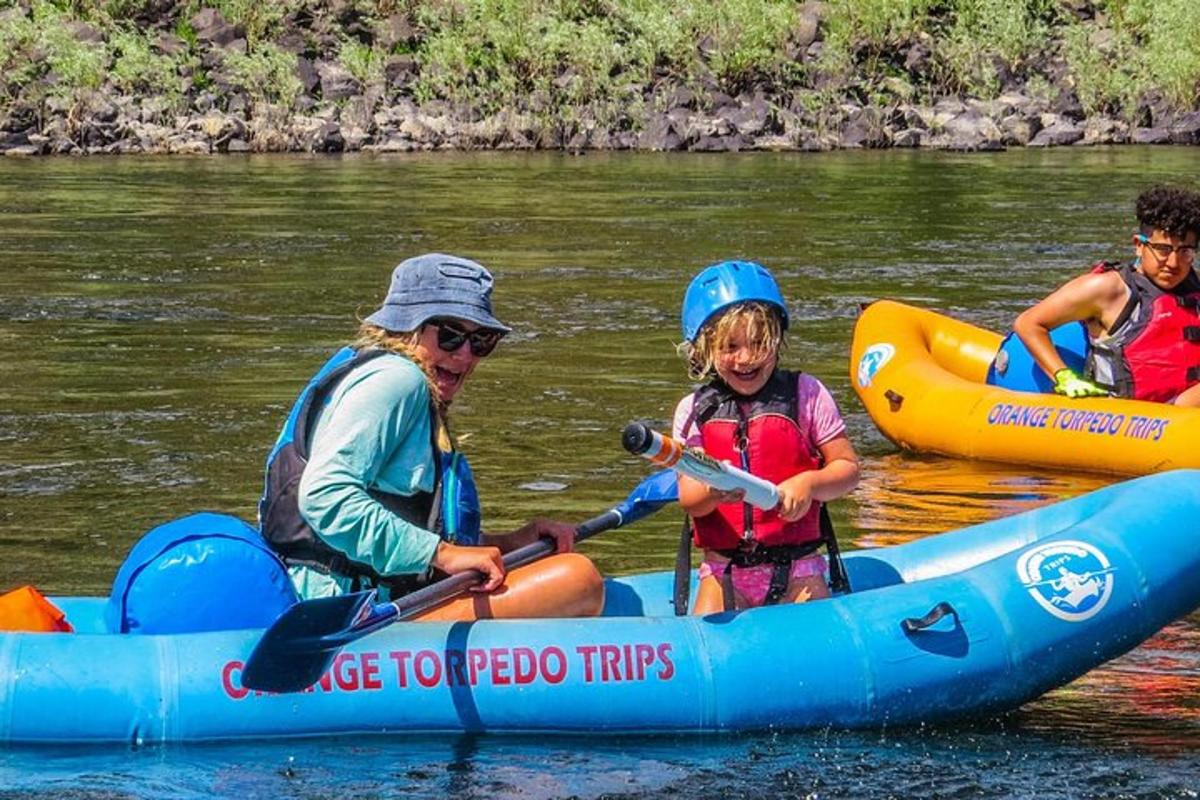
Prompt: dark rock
<box><xmin>199</xmin><ymin>49</ymin><xmax>225</xmax><ymax>71</ymax></box>
<box><xmin>1000</xmin><ymin>113</ymin><xmax>1040</xmax><ymax>146</ymax></box>
<box><xmin>708</xmin><ymin>91</ymin><xmax>738</xmax><ymax>110</ymax></box>
<box><xmin>841</xmin><ymin>107</ymin><xmax>887</xmax><ymax>148</ymax></box>
<box><xmin>84</xmin><ymin>94</ymin><xmax>119</xmax><ymax>124</ymax></box>
<box><xmin>939</xmin><ymin>109</ymin><xmax>1003</xmax><ymax>150</ymax></box>
<box><xmin>905</xmin><ymin>41</ymin><xmax>931</xmax><ymax>73</ymax></box>
<box><xmin>718</xmin><ymin>101</ymin><xmax>769</xmax><ymax>137</ymax></box>
<box><xmin>1132</xmin><ymin>127</ymin><xmax>1170</xmax><ymax>144</ymax></box>
<box><xmin>221</xmin><ymin>38</ymin><xmax>248</xmax><ymax>56</ymax></box>
<box><xmin>0</xmin><ymin>129</ymin><xmax>30</xmax><ymax>149</ymax></box>
<box><xmin>1083</xmin><ymin>116</ymin><xmax>1126</xmax><ymax>145</ymax></box>
<box><xmin>191</xmin><ymin>8</ymin><xmax>243</xmax><ymax>47</ymax></box>
<box><xmin>897</xmin><ymin>104</ymin><xmax>927</xmax><ymax>129</ymax></box>
<box><xmin>276</xmin><ymin>31</ymin><xmax>306</xmax><ymax>54</ymax></box>
<box><xmin>227</xmin><ymin>138</ymin><xmax>251</xmax><ymax>153</ymax></box>
<box><xmin>669</xmin><ymin>85</ymin><xmax>697</xmax><ymax>109</ymax></box>
<box><xmin>379</xmin><ymin>14</ymin><xmax>417</xmax><ymax>49</ymax></box>
<box><xmin>933</xmin><ymin>97</ymin><xmax>967</xmax><ymax>117</ymax></box>
<box><xmin>1</xmin><ymin>102</ymin><xmax>38</xmax><ymax>132</ymax></box>
<box><xmin>1029</xmin><ymin>120</ymin><xmax>1085</xmax><ymax>147</ymax></box>
<box><xmin>892</xmin><ymin>128</ymin><xmax>925</xmax><ymax>148</ymax></box>
<box><xmin>793</xmin><ymin>5</ymin><xmax>821</xmax><ymax>52</ymax></box>
<box><xmin>637</xmin><ymin>113</ymin><xmax>682</xmax><ymax>150</ymax></box>
<box><xmin>340</xmin><ymin>95</ymin><xmax>377</xmax><ymax>134</ymax></box>
<box><xmin>1141</xmin><ymin>90</ymin><xmax>1176</xmax><ymax>128</ymax></box>
<box><xmin>1051</xmin><ymin>89</ymin><xmax>1085</xmax><ymax>121</ymax></box>
<box><xmin>690</xmin><ymin>134</ymin><xmax>746</xmax><ymax>152</ymax></box>
<box><xmin>385</xmin><ymin>55</ymin><xmax>418</xmax><ymax>89</ymax></box>
<box><xmin>316</xmin><ymin>60</ymin><xmax>361</xmax><ymax>101</ymax></box>
<box><xmin>310</xmin><ymin>120</ymin><xmax>344</xmax><ymax>152</ymax></box>
<box><xmin>153</xmin><ymin>33</ymin><xmax>187</xmax><ymax>57</ymax></box>
<box><xmin>296</xmin><ymin>57</ymin><xmax>320</xmax><ymax>94</ymax></box>
<box><xmin>1169</xmin><ymin>112</ymin><xmax>1200</xmax><ymax>144</ymax></box>
<box><xmin>193</xmin><ymin>92</ymin><xmax>217</xmax><ymax>113</ymax></box>
<box><xmin>667</xmin><ymin>107</ymin><xmax>692</xmax><ymax>138</ymax></box>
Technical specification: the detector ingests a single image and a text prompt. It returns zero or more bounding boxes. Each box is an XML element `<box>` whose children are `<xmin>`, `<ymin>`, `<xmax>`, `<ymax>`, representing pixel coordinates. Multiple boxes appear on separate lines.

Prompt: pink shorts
<box><xmin>698</xmin><ymin>553</ymin><xmax>828</xmax><ymax>608</ymax></box>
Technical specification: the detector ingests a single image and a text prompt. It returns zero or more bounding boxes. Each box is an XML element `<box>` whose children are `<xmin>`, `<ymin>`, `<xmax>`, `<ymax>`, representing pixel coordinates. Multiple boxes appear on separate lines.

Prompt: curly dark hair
<box><xmin>1136</xmin><ymin>185</ymin><xmax>1200</xmax><ymax>238</ymax></box>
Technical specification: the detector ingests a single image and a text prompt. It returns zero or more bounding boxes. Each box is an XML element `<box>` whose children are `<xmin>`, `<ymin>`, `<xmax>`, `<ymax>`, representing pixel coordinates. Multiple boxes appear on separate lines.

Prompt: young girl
<box><xmin>672</xmin><ymin>260</ymin><xmax>860</xmax><ymax>614</ymax></box>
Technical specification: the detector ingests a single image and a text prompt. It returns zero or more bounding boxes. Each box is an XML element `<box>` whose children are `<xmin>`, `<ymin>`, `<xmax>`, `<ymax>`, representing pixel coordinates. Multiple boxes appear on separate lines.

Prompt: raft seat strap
<box><xmin>900</xmin><ymin>601</ymin><xmax>960</xmax><ymax>634</ymax></box>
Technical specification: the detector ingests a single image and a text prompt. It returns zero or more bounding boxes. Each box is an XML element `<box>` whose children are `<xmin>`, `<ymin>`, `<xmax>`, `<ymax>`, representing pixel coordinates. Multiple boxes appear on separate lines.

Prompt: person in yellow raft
<box><xmin>259</xmin><ymin>253</ymin><xmax>603</xmax><ymax>620</ymax></box>
<box><xmin>1014</xmin><ymin>185</ymin><xmax>1200</xmax><ymax>406</ymax></box>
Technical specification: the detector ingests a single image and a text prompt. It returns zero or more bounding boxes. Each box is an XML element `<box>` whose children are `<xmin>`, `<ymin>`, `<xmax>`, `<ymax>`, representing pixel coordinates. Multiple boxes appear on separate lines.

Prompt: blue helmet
<box><xmin>681</xmin><ymin>260</ymin><xmax>789</xmax><ymax>342</ymax></box>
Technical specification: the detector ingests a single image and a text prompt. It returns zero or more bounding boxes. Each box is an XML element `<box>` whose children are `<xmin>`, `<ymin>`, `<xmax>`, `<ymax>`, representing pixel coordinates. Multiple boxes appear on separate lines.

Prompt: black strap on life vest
<box><xmin>262</xmin><ymin>348</ymin><xmax>447</xmax><ymax>597</ymax></box>
<box><xmin>670</xmin><ymin>371</ymin><xmax>852</xmax><ymax>614</ymax></box>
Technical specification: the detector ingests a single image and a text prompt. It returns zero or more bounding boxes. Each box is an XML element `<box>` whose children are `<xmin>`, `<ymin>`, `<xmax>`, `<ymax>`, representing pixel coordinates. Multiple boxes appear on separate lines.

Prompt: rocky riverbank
<box><xmin>2</xmin><ymin>2</ymin><xmax>1198</xmax><ymax>157</ymax></box>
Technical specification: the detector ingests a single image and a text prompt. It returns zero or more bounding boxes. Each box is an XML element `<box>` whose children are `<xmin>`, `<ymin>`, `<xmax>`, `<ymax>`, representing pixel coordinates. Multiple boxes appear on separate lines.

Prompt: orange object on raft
<box><xmin>849</xmin><ymin>300</ymin><xmax>1200</xmax><ymax>477</ymax></box>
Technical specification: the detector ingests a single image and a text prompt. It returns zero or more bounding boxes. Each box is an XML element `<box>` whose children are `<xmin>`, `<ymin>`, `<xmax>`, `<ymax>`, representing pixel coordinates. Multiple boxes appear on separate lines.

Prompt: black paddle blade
<box><xmin>240</xmin><ymin>590</ymin><xmax>376</xmax><ymax>693</ymax></box>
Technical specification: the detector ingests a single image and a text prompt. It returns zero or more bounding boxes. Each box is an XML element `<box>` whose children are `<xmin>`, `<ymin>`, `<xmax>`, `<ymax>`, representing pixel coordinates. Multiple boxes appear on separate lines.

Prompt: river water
<box><xmin>0</xmin><ymin>148</ymin><xmax>1197</xmax><ymax>797</ymax></box>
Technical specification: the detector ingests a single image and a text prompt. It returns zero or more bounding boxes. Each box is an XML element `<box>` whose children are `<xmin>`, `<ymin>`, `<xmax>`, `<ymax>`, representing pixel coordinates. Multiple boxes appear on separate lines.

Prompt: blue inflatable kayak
<box><xmin>8</xmin><ymin>470</ymin><xmax>1200</xmax><ymax>743</ymax></box>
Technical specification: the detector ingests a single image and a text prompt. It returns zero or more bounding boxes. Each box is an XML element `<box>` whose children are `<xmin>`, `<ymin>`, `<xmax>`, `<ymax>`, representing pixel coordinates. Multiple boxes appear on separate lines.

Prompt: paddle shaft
<box><xmin>387</xmin><ymin>508</ymin><xmax>625</xmax><ymax>621</ymax></box>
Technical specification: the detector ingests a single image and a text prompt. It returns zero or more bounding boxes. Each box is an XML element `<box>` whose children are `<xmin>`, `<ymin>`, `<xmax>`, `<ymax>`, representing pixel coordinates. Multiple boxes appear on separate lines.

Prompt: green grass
<box><xmin>0</xmin><ymin>0</ymin><xmax>1196</xmax><ymax>136</ymax></box>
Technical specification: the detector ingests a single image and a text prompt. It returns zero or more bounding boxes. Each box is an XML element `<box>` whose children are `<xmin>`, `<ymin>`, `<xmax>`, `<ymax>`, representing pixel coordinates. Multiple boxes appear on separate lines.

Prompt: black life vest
<box><xmin>258</xmin><ymin>347</ymin><xmax>481</xmax><ymax>594</ymax></box>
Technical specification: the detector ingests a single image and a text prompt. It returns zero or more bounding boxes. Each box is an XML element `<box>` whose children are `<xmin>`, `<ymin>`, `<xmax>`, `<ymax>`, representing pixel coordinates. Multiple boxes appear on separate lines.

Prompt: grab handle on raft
<box><xmin>240</xmin><ymin>469</ymin><xmax>680</xmax><ymax>694</ymax></box>
<box><xmin>900</xmin><ymin>601</ymin><xmax>960</xmax><ymax>634</ymax></box>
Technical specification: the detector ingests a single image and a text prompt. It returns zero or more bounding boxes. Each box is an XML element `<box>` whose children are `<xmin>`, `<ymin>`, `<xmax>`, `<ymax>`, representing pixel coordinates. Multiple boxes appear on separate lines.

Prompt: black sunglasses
<box><xmin>430</xmin><ymin>320</ymin><xmax>505</xmax><ymax>357</ymax></box>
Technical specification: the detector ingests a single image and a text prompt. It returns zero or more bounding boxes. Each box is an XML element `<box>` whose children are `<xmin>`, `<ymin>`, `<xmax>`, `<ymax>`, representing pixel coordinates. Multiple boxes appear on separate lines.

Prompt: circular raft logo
<box><xmin>1015</xmin><ymin>540</ymin><xmax>1116</xmax><ymax>622</ymax></box>
<box><xmin>856</xmin><ymin>343</ymin><xmax>895</xmax><ymax>389</ymax></box>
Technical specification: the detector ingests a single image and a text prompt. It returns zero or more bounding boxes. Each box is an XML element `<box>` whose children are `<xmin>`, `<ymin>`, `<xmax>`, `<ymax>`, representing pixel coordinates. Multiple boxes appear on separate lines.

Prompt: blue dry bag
<box><xmin>105</xmin><ymin>512</ymin><xmax>297</xmax><ymax>634</ymax></box>
<box><xmin>986</xmin><ymin>322</ymin><xmax>1088</xmax><ymax>393</ymax></box>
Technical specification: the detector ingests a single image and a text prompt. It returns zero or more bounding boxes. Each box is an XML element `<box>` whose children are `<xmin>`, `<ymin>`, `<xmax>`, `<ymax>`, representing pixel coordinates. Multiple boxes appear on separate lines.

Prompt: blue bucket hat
<box><xmin>364</xmin><ymin>253</ymin><xmax>511</xmax><ymax>333</ymax></box>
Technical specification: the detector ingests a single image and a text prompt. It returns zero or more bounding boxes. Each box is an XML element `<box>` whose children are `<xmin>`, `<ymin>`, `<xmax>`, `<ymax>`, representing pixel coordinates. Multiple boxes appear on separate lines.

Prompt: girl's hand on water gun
<box><xmin>1053</xmin><ymin>368</ymin><xmax>1109</xmax><ymax>398</ymax></box>
<box><xmin>776</xmin><ymin>474</ymin><xmax>814</xmax><ymax>522</ymax></box>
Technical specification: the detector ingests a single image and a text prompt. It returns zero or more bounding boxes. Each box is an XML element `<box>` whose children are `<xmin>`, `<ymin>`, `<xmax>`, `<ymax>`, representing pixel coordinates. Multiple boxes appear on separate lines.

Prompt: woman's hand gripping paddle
<box><xmin>240</xmin><ymin>469</ymin><xmax>679</xmax><ymax>693</ymax></box>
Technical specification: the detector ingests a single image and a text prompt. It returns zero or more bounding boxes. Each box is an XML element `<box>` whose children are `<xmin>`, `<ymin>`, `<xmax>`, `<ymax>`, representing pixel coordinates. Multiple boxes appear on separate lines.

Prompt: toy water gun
<box><xmin>621</xmin><ymin>422</ymin><xmax>779</xmax><ymax>511</ymax></box>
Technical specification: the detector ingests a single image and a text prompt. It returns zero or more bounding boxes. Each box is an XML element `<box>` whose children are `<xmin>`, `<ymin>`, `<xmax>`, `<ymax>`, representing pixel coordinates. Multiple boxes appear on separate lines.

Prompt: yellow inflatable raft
<box><xmin>849</xmin><ymin>300</ymin><xmax>1200</xmax><ymax>476</ymax></box>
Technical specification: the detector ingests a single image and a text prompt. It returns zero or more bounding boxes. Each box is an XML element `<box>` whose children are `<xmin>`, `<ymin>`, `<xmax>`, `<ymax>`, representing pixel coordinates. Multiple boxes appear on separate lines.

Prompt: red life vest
<box><xmin>1086</xmin><ymin>261</ymin><xmax>1200</xmax><ymax>403</ymax></box>
<box><xmin>688</xmin><ymin>369</ymin><xmax>822</xmax><ymax>550</ymax></box>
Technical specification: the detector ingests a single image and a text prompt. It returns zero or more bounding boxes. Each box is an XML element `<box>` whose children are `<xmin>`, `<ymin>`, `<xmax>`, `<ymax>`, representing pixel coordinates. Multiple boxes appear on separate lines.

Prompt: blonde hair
<box><xmin>353</xmin><ymin>322</ymin><xmax>453</xmax><ymax>452</ymax></box>
<box><xmin>676</xmin><ymin>302</ymin><xmax>785</xmax><ymax>381</ymax></box>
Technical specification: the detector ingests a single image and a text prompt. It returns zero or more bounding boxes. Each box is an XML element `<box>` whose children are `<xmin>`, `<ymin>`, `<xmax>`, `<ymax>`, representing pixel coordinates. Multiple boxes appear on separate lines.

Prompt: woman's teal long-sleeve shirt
<box><xmin>290</xmin><ymin>352</ymin><xmax>441</xmax><ymax>599</ymax></box>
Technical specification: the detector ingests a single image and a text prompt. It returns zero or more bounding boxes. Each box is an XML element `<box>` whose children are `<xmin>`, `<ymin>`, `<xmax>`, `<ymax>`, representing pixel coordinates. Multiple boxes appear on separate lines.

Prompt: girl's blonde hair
<box><xmin>676</xmin><ymin>302</ymin><xmax>785</xmax><ymax>381</ymax></box>
<box><xmin>353</xmin><ymin>322</ymin><xmax>453</xmax><ymax>452</ymax></box>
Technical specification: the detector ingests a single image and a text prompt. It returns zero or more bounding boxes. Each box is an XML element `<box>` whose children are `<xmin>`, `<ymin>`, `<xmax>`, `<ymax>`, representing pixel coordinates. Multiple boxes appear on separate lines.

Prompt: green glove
<box><xmin>1053</xmin><ymin>368</ymin><xmax>1109</xmax><ymax>398</ymax></box>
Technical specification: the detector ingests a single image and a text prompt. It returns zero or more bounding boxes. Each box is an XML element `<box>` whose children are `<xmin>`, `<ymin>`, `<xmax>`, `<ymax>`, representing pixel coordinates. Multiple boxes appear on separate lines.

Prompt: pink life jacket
<box><xmin>688</xmin><ymin>369</ymin><xmax>822</xmax><ymax>550</ymax></box>
<box><xmin>1087</xmin><ymin>261</ymin><xmax>1200</xmax><ymax>403</ymax></box>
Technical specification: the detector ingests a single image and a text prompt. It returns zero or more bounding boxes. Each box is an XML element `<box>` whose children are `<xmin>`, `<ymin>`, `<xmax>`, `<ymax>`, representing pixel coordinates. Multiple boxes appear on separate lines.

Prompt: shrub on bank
<box><xmin>0</xmin><ymin>0</ymin><xmax>1196</xmax><ymax>153</ymax></box>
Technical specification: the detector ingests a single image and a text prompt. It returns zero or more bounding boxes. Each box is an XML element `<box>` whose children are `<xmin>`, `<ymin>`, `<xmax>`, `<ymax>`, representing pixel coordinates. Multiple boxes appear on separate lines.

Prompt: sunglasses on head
<box><xmin>430</xmin><ymin>320</ymin><xmax>505</xmax><ymax>357</ymax></box>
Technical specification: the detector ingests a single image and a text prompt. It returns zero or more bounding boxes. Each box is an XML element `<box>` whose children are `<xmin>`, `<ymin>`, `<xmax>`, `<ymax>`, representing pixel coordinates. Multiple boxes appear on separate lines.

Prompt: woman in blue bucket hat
<box><xmin>259</xmin><ymin>253</ymin><xmax>603</xmax><ymax>620</ymax></box>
